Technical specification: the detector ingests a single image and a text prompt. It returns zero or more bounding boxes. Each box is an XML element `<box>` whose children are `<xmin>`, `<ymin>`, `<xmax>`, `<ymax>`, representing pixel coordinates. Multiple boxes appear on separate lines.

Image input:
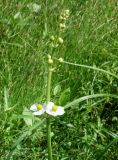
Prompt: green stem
<box><xmin>47</xmin><ymin>117</ymin><xmax>52</xmax><ymax>160</ymax></box>
<box><xmin>46</xmin><ymin>69</ymin><xmax>52</xmax><ymax>103</ymax></box>
<box><xmin>46</xmin><ymin>67</ymin><xmax>52</xmax><ymax>160</ymax></box>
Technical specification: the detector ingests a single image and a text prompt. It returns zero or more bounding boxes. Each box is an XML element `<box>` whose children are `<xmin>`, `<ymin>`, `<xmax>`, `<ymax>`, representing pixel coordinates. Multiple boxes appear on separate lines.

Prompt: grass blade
<box><xmin>6</xmin><ymin>119</ymin><xmax>45</xmax><ymax>160</ymax></box>
<box><xmin>65</xmin><ymin>94</ymin><xmax>118</xmax><ymax>109</ymax></box>
<box><xmin>4</xmin><ymin>86</ymin><xmax>9</xmax><ymax>111</ymax></box>
<box><xmin>63</xmin><ymin>61</ymin><xmax>118</xmax><ymax>79</ymax></box>
<box><xmin>96</xmin><ymin>137</ymin><xmax>118</xmax><ymax>160</ymax></box>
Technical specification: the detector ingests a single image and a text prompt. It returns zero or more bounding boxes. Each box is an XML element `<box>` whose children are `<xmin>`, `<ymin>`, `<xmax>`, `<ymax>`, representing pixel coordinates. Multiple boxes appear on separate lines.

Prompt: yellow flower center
<box><xmin>52</xmin><ymin>105</ymin><xmax>58</xmax><ymax>112</ymax></box>
<box><xmin>37</xmin><ymin>104</ymin><xmax>43</xmax><ymax>110</ymax></box>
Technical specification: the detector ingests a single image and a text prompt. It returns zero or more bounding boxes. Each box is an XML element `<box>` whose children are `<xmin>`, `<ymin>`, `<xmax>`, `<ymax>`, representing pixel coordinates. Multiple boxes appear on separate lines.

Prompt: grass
<box><xmin>0</xmin><ymin>0</ymin><xmax>118</xmax><ymax>159</ymax></box>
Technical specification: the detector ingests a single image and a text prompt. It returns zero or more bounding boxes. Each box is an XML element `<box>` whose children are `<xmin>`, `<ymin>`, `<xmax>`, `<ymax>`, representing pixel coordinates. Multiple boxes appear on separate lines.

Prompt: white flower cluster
<box><xmin>30</xmin><ymin>102</ymin><xmax>65</xmax><ymax>117</ymax></box>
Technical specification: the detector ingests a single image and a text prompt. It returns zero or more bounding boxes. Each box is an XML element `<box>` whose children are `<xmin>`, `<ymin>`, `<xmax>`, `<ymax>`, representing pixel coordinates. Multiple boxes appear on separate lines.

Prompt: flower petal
<box><xmin>57</xmin><ymin>107</ymin><xmax>65</xmax><ymax>115</ymax></box>
<box><xmin>46</xmin><ymin>110</ymin><xmax>58</xmax><ymax>116</ymax></box>
<box><xmin>33</xmin><ymin>109</ymin><xmax>45</xmax><ymax>115</ymax></box>
<box><xmin>30</xmin><ymin>104</ymin><xmax>38</xmax><ymax>111</ymax></box>
<box><xmin>47</xmin><ymin>102</ymin><xmax>54</xmax><ymax>109</ymax></box>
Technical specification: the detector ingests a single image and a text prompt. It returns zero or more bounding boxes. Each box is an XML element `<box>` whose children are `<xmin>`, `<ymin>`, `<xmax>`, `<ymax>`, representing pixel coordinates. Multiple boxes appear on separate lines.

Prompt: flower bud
<box><xmin>48</xmin><ymin>58</ymin><xmax>53</xmax><ymax>64</ymax></box>
<box><xmin>65</xmin><ymin>9</ymin><xmax>69</xmax><ymax>15</ymax></box>
<box><xmin>58</xmin><ymin>57</ymin><xmax>64</xmax><ymax>63</ymax></box>
<box><xmin>60</xmin><ymin>23</ymin><xmax>66</xmax><ymax>29</ymax></box>
<box><xmin>50</xmin><ymin>35</ymin><xmax>55</xmax><ymax>41</ymax></box>
<box><xmin>58</xmin><ymin>37</ymin><xmax>64</xmax><ymax>44</ymax></box>
<box><xmin>50</xmin><ymin>43</ymin><xmax>59</xmax><ymax>48</ymax></box>
<box><xmin>48</xmin><ymin>54</ymin><xmax>51</xmax><ymax>59</ymax></box>
<box><xmin>64</xmin><ymin>9</ymin><xmax>70</xmax><ymax>18</ymax></box>
<box><xmin>59</xmin><ymin>15</ymin><xmax>66</xmax><ymax>21</ymax></box>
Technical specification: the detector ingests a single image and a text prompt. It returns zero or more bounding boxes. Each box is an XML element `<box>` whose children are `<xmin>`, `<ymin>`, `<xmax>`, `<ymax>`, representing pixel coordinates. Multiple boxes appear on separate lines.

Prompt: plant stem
<box><xmin>46</xmin><ymin>67</ymin><xmax>52</xmax><ymax>160</ymax></box>
<box><xmin>47</xmin><ymin>116</ymin><xmax>52</xmax><ymax>160</ymax></box>
<box><xmin>46</xmin><ymin>69</ymin><xmax>52</xmax><ymax>103</ymax></box>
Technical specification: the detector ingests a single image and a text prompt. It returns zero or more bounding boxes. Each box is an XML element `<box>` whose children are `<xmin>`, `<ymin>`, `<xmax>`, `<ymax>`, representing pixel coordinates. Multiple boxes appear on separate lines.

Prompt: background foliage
<box><xmin>0</xmin><ymin>0</ymin><xmax>118</xmax><ymax>159</ymax></box>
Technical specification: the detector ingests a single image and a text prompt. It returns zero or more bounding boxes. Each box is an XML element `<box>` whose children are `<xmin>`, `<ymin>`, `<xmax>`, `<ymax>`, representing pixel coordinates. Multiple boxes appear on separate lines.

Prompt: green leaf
<box><xmin>22</xmin><ymin>107</ymin><xmax>33</xmax><ymax>126</ymax></box>
<box><xmin>65</xmin><ymin>94</ymin><xmax>118</xmax><ymax>109</ymax></box>
<box><xmin>59</xmin><ymin>88</ymin><xmax>70</xmax><ymax>106</ymax></box>
<box><xmin>54</xmin><ymin>84</ymin><xmax>61</xmax><ymax>96</ymax></box>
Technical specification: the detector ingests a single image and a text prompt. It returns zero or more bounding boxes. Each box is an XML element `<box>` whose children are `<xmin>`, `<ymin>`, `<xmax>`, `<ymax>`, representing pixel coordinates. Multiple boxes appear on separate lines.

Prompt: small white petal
<box><xmin>46</xmin><ymin>110</ymin><xmax>58</xmax><ymax>116</ymax></box>
<box><xmin>33</xmin><ymin>110</ymin><xmax>45</xmax><ymax>115</ymax></box>
<box><xmin>47</xmin><ymin>102</ymin><xmax>54</xmax><ymax>109</ymax></box>
<box><xmin>30</xmin><ymin>104</ymin><xmax>38</xmax><ymax>111</ymax></box>
<box><xmin>57</xmin><ymin>107</ymin><xmax>65</xmax><ymax>115</ymax></box>
<box><xmin>50</xmin><ymin>112</ymin><xmax>58</xmax><ymax>116</ymax></box>
<box><xmin>43</xmin><ymin>103</ymin><xmax>47</xmax><ymax>109</ymax></box>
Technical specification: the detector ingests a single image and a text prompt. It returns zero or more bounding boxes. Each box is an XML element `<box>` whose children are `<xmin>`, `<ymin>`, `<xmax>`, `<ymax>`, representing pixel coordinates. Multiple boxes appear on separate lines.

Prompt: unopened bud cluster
<box><xmin>48</xmin><ymin>55</ymin><xmax>64</xmax><ymax>66</ymax></box>
<box><xmin>49</xmin><ymin>9</ymin><xmax>70</xmax><ymax>48</ymax></box>
<box><xmin>59</xmin><ymin>9</ymin><xmax>70</xmax><ymax>31</ymax></box>
<box><xmin>50</xmin><ymin>35</ymin><xmax>64</xmax><ymax>48</ymax></box>
<box><xmin>48</xmin><ymin>55</ymin><xmax>56</xmax><ymax>72</ymax></box>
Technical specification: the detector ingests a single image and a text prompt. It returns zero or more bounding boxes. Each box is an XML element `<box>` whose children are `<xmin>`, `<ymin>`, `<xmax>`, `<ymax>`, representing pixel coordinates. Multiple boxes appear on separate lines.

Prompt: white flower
<box><xmin>30</xmin><ymin>103</ymin><xmax>45</xmax><ymax>115</ymax></box>
<box><xmin>46</xmin><ymin>102</ymin><xmax>65</xmax><ymax>116</ymax></box>
<box><xmin>30</xmin><ymin>102</ymin><xmax>65</xmax><ymax>117</ymax></box>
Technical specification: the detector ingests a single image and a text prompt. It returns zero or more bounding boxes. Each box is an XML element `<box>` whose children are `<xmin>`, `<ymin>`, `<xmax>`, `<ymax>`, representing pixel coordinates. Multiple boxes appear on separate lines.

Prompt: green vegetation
<box><xmin>0</xmin><ymin>0</ymin><xmax>118</xmax><ymax>159</ymax></box>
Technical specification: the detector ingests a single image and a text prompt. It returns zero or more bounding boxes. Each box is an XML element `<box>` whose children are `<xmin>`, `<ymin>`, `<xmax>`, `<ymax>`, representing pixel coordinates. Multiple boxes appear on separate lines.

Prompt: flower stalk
<box><xmin>46</xmin><ymin>64</ymin><xmax>52</xmax><ymax>160</ymax></box>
